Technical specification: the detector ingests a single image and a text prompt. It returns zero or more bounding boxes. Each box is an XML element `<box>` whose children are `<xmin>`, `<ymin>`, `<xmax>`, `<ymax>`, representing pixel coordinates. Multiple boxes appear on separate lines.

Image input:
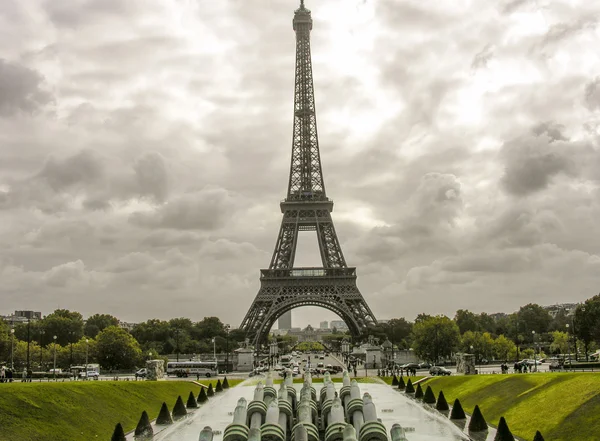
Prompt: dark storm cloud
<box><xmin>0</xmin><ymin>59</ymin><xmax>52</xmax><ymax>116</ymax></box>
<box><xmin>584</xmin><ymin>77</ymin><xmax>600</xmax><ymax>110</ymax></box>
<box><xmin>500</xmin><ymin>132</ymin><xmax>576</xmax><ymax>197</ymax></box>
<box><xmin>129</xmin><ymin>187</ymin><xmax>238</xmax><ymax>231</ymax></box>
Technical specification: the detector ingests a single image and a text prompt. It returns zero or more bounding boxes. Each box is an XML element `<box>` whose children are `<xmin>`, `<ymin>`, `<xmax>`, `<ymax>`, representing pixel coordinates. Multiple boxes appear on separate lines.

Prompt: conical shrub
<box><xmin>223</xmin><ymin>376</ymin><xmax>230</xmax><ymax>389</ymax></box>
<box><xmin>397</xmin><ymin>376</ymin><xmax>406</xmax><ymax>390</ymax></box>
<box><xmin>134</xmin><ymin>411</ymin><xmax>153</xmax><ymax>440</ymax></box>
<box><xmin>187</xmin><ymin>391</ymin><xmax>198</xmax><ymax>408</ymax></box>
<box><xmin>494</xmin><ymin>416</ymin><xmax>514</xmax><ymax>441</ymax></box>
<box><xmin>414</xmin><ymin>383</ymin><xmax>424</xmax><ymax>399</ymax></box>
<box><xmin>391</xmin><ymin>375</ymin><xmax>398</xmax><ymax>386</ymax></box>
<box><xmin>156</xmin><ymin>401</ymin><xmax>173</xmax><ymax>425</ymax></box>
<box><xmin>436</xmin><ymin>391</ymin><xmax>449</xmax><ymax>411</ymax></box>
<box><xmin>111</xmin><ymin>422</ymin><xmax>126</xmax><ymax>441</ymax></box>
<box><xmin>405</xmin><ymin>378</ymin><xmax>415</xmax><ymax>393</ymax></box>
<box><xmin>533</xmin><ymin>431</ymin><xmax>545</xmax><ymax>441</ymax></box>
<box><xmin>423</xmin><ymin>385</ymin><xmax>436</xmax><ymax>404</ymax></box>
<box><xmin>215</xmin><ymin>379</ymin><xmax>223</xmax><ymax>392</ymax></box>
<box><xmin>450</xmin><ymin>398</ymin><xmax>466</xmax><ymax>420</ymax></box>
<box><xmin>207</xmin><ymin>383</ymin><xmax>214</xmax><ymax>396</ymax></box>
<box><xmin>172</xmin><ymin>395</ymin><xmax>188</xmax><ymax>420</ymax></box>
<box><xmin>198</xmin><ymin>386</ymin><xmax>208</xmax><ymax>403</ymax></box>
<box><xmin>468</xmin><ymin>405</ymin><xmax>488</xmax><ymax>432</ymax></box>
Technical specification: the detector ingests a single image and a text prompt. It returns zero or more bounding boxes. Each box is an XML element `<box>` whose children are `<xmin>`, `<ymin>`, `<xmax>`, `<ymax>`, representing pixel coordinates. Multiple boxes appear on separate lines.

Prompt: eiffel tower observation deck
<box><xmin>240</xmin><ymin>1</ymin><xmax>377</xmax><ymax>346</ymax></box>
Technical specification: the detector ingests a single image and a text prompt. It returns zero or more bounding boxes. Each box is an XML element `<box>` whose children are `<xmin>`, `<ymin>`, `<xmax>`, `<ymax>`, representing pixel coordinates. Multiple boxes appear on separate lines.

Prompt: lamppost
<box><xmin>565</xmin><ymin>323</ymin><xmax>571</xmax><ymax>369</ymax></box>
<box><xmin>341</xmin><ymin>339</ymin><xmax>350</xmax><ymax>369</ymax></box>
<box><xmin>212</xmin><ymin>338</ymin><xmax>216</xmax><ymax>365</ymax></box>
<box><xmin>174</xmin><ymin>328</ymin><xmax>180</xmax><ymax>362</ymax></box>
<box><xmin>225</xmin><ymin>324</ymin><xmax>231</xmax><ymax>374</ymax></box>
<box><xmin>69</xmin><ymin>330</ymin><xmax>74</xmax><ymax>368</ymax></box>
<box><xmin>10</xmin><ymin>328</ymin><xmax>15</xmax><ymax>370</ymax></box>
<box><xmin>85</xmin><ymin>339</ymin><xmax>89</xmax><ymax>380</ymax></box>
<box><xmin>39</xmin><ymin>329</ymin><xmax>45</xmax><ymax>369</ymax></box>
<box><xmin>53</xmin><ymin>335</ymin><xmax>57</xmax><ymax>380</ymax></box>
<box><xmin>532</xmin><ymin>331</ymin><xmax>537</xmax><ymax>372</ymax></box>
<box><xmin>26</xmin><ymin>319</ymin><xmax>31</xmax><ymax>373</ymax></box>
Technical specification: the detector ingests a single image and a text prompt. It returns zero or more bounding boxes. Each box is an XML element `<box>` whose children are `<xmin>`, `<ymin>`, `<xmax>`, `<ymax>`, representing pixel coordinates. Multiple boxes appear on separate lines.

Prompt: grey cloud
<box><xmin>37</xmin><ymin>149</ymin><xmax>105</xmax><ymax>191</ymax></box>
<box><xmin>0</xmin><ymin>59</ymin><xmax>52</xmax><ymax>116</ymax></box>
<box><xmin>541</xmin><ymin>18</ymin><xmax>598</xmax><ymax>47</ymax></box>
<box><xmin>471</xmin><ymin>44</ymin><xmax>495</xmax><ymax>70</ymax></box>
<box><xmin>501</xmin><ymin>133</ymin><xmax>576</xmax><ymax>196</ymax></box>
<box><xmin>584</xmin><ymin>77</ymin><xmax>600</xmax><ymax>111</ymax></box>
<box><xmin>129</xmin><ymin>186</ymin><xmax>237</xmax><ymax>231</ymax></box>
<box><xmin>532</xmin><ymin>121</ymin><xmax>568</xmax><ymax>141</ymax></box>
<box><xmin>43</xmin><ymin>0</ymin><xmax>144</xmax><ymax>27</ymax></box>
<box><xmin>134</xmin><ymin>152</ymin><xmax>169</xmax><ymax>203</ymax></box>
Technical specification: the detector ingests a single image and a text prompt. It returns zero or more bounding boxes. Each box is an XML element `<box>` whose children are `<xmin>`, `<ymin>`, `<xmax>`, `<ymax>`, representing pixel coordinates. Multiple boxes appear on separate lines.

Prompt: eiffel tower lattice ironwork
<box><xmin>240</xmin><ymin>1</ymin><xmax>377</xmax><ymax>345</ymax></box>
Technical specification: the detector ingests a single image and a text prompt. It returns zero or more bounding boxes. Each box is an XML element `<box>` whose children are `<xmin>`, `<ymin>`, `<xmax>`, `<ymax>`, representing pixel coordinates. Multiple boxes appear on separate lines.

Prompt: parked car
<box><xmin>429</xmin><ymin>366</ymin><xmax>452</xmax><ymax>376</ymax></box>
<box><xmin>418</xmin><ymin>362</ymin><xmax>431</xmax><ymax>369</ymax></box>
<box><xmin>401</xmin><ymin>363</ymin><xmax>420</xmax><ymax>370</ymax></box>
<box><xmin>135</xmin><ymin>368</ymin><xmax>147</xmax><ymax>379</ymax></box>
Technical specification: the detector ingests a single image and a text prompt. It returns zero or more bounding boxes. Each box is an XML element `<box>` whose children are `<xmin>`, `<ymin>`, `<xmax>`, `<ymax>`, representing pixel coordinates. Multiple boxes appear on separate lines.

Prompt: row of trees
<box><xmin>2</xmin><ymin>294</ymin><xmax>599</xmax><ymax>370</ymax></box>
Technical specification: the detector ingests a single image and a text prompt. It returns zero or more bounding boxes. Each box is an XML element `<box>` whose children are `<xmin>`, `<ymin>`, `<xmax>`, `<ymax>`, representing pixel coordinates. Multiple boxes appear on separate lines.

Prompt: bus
<box><xmin>166</xmin><ymin>361</ymin><xmax>217</xmax><ymax>378</ymax></box>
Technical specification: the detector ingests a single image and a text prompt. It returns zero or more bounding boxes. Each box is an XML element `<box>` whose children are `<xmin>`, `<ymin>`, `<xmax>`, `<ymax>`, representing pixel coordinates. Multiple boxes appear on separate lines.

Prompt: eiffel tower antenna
<box><xmin>240</xmin><ymin>1</ymin><xmax>377</xmax><ymax>347</ymax></box>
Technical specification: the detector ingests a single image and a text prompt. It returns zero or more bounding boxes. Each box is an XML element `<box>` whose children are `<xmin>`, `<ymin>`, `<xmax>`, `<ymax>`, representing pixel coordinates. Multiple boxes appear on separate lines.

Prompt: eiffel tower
<box><xmin>240</xmin><ymin>0</ymin><xmax>377</xmax><ymax>346</ymax></box>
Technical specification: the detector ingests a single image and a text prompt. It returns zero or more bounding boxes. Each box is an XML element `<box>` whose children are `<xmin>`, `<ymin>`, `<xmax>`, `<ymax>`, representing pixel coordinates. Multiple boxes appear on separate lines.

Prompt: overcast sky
<box><xmin>1</xmin><ymin>0</ymin><xmax>599</xmax><ymax>329</ymax></box>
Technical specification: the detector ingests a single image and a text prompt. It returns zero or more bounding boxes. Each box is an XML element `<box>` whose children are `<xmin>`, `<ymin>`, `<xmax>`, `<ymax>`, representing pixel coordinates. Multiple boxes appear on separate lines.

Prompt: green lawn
<box><xmin>0</xmin><ymin>379</ymin><xmax>240</xmax><ymax>441</ymax></box>
<box><xmin>421</xmin><ymin>373</ymin><xmax>600</xmax><ymax>441</ymax></box>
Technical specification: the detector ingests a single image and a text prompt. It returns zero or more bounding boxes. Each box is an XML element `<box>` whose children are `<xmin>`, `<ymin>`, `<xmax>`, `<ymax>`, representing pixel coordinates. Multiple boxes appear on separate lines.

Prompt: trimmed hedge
<box><xmin>450</xmin><ymin>398</ymin><xmax>466</xmax><ymax>420</ymax></box>
<box><xmin>156</xmin><ymin>402</ymin><xmax>173</xmax><ymax>425</ymax></box>
<box><xmin>392</xmin><ymin>375</ymin><xmax>398</xmax><ymax>386</ymax></box>
<box><xmin>468</xmin><ymin>405</ymin><xmax>488</xmax><ymax>432</ymax></box>
<box><xmin>198</xmin><ymin>387</ymin><xmax>208</xmax><ymax>403</ymax></box>
<box><xmin>172</xmin><ymin>395</ymin><xmax>187</xmax><ymax>420</ymax></box>
<box><xmin>494</xmin><ymin>416</ymin><xmax>515</xmax><ymax>441</ymax></box>
<box><xmin>110</xmin><ymin>422</ymin><xmax>126</xmax><ymax>441</ymax></box>
<box><xmin>187</xmin><ymin>391</ymin><xmax>198</xmax><ymax>408</ymax></box>
<box><xmin>405</xmin><ymin>378</ymin><xmax>415</xmax><ymax>393</ymax></box>
<box><xmin>397</xmin><ymin>376</ymin><xmax>406</xmax><ymax>390</ymax></box>
<box><xmin>423</xmin><ymin>385</ymin><xmax>436</xmax><ymax>404</ymax></box>
<box><xmin>215</xmin><ymin>379</ymin><xmax>223</xmax><ymax>392</ymax></box>
<box><xmin>223</xmin><ymin>376</ymin><xmax>230</xmax><ymax>389</ymax></box>
<box><xmin>436</xmin><ymin>391</ymin><xmax>449</xmax><ymax>411</ymax></box>
<box><xmin>533</xmin><ymin>431</ymin><xmax>545</xmax><ymax>441</ymax></box>
<box><xmin>414</xmin><ymin>383</ymin><xmax>424</xmax><ymax>399</ymax></box>
<box><xmin>207</xmin><ymin>383</ymin><xmax>214</xmax><ymax>397</ymax></box>
<box><xmin>134</xmin><ymin>411</ymin><xmax>153</xmax><ymax>440</ymax></box>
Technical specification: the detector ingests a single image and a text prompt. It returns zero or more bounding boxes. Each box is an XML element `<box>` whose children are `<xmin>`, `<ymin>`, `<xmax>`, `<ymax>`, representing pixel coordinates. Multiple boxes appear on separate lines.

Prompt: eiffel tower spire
<box><xmin>240</xmin><ymin>2</ymin><xmax>377</xmax><ymax>346</ymax></box>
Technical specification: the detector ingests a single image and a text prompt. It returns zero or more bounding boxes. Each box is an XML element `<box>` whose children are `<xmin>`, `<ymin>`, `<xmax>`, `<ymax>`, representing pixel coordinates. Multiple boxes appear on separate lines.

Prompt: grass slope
<box><xmin>0</xmin><ymin>379</ymin><xmax>239</xmax><ymax>441</ymax></box>
<box><xmin>423</xmin><ymin>373</ymin><xmax>600</xmax><ymax>441</ymax></box>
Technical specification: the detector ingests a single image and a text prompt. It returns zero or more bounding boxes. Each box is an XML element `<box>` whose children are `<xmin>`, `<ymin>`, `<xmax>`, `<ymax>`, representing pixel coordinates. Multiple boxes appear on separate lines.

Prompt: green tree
<box><xmin>574</xmin><ymin>295</ymin><xmax>600</xmax><ymax>360</ymax></box>
<box><xmin>493</xmin><ymin>335</ymin><xmax>516</xmax><ymax>361</ymax></box>
<box><xmin>41</xmin><ymin>309</ymin><xmax>85</xmax><ymax>346</ymax></box>
<box><xmin>454</xmin><ymin>309</ymin><xmax>480</xmax><ymax>334</ymax></box>
<box><xmin>385</xmin><ymin>318</ymin><xmax>413</xmax><ymax>349</ymax></box>
<box><xmin>96</xmin><ymin>326</ymin><xmax>142</xmax><ymax>370</ymax></box>
<box><xmin>549</xmin><ymin>331</ymin><xmax>569</xmax><ymax>358</ymax></box>
<box><xmin>411</xmin><ymin>315</ymin><xmax>460</xmax><ymax>364</ymax></box>
<box><xmin>84</xmin><ymin>314</ymin><xmax>119</xmax><ymax>338</ymax></box>
<box><xmin>193</xmin><ymin>317</ymin><xmax>227</xmax><ymax>340</ymax></box>
<box><xmin>460</xmin><ymin>331</ymin><xmax>495</xmax><ymax>362</ymax></box>
<box><xmin>517</xmin><ymin>304</ymin><xmax>552</xmax><ymax>338</ymax></box>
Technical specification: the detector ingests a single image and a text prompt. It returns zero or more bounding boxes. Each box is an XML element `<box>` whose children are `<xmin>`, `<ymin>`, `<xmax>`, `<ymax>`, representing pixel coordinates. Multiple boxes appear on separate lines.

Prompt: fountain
<box><xmin>148</xmin><ymin>371</ymin><xmax>478</xmax><ymax>441</ymax></box>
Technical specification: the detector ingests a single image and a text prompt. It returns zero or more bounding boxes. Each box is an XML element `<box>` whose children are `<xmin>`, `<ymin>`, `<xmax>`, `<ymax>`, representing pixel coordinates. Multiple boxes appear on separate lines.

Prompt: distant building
<box><xmin>287</xmin><ymin>325</ymin><xmax>333</xmax><ymax>342</ymax></box>
<box><xmin>329</xmin><ymin>320</ymin><xmax>348</xmax><ymax>331</ymax></box>
<box><xmin>118</xmin><ymin>321</ymin><xmax>136</xmax><ymax>331</ymax></box>
<box><xmin>278</xmin><ymin>311</ymin><xmax>292</xmax><ymax>329</ymax></box>
<box><xmin>1</xmin><ymin>310</ymin><xmax>42</xmax><ymax>324</ymax></box>
<box><xmin>319</xmin><ymin>321</ymin><xmax>329</xmax><ymax>329</ymax></box>
<box><xmin>543</xmin><ymin>303</ymin><xmax>578</xmax><ymax>318</ymax></box>
<box><xmin>15</xmin><ymin>311</ymin><xmax>42</xmax><ymax>320</ymax></box>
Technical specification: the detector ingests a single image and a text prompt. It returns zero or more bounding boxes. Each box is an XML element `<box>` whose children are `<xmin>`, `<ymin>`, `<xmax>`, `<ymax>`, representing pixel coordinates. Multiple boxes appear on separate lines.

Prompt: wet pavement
<box><xmin>135</xmin><ymin>379</ymin><xmax>499</xmax><ymax>441</ymax></box>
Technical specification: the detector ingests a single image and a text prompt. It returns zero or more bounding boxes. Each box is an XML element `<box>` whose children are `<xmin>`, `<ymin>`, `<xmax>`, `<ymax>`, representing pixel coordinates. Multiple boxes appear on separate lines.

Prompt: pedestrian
<box><xmin>22</xmin><ymin>368</ymin><xmax>27</xmax><ymax>382</ymax></box>
<box><xmin>0</xmin><ymin>365</ymin><xmax>5</xmax><ymax>383</ymax></box>
<box><xmin>27</xmin><ymin>368</ymin><xmax>32</xmax><ymax>382</ymax></box>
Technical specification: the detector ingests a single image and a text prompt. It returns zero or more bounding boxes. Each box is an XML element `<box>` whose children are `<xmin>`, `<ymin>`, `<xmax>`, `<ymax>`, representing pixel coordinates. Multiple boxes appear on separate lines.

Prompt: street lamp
<box><xmin>225</xmin><ymin>324</ymin><xmax>231</xmax><ymax>374</ymax></box>
<box><xmin>565</xmin><ymin>324</ymin><xmax>570</xmax><ymax>369</ymax></box>
<box><xmin>39</xmin><ymin>329</ymin><xmax>45</xmax><ymax>369</ymax></box>
<box><xmin>532</xmin><ymin>331</ymin><xmax>537</xmax><ymax>372</ymax></box>
<box><xmin>212</xmin><ymin>338</ymin><xmax>216</xmax><ymax>365</ymax></box>
<box><xmin>10</xmin><ymin>328</ymin><xmax>15</xmax><ymax>370</ymax></box>
<box><xmin>53</xmin><ymin>335</ymin><xmax>57</xmax><ymax>380</ymax></box>
<box><xmin>26</xmin><ymin>319</ymin><xmax>31</xmax><ymax>373</ymax></box>
<box><xmin>69</xmin><ymin>331</ymin><xmax>74</xmax><ymax>368</ymax></box>
<box><xmin>85</xmin><ymin>339</ymin><xmax>89</xmax><ymax>380</ymax></box>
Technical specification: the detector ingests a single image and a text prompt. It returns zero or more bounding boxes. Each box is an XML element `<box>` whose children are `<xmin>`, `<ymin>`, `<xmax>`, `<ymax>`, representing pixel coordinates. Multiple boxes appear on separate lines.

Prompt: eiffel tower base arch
<box><xmin>241</xmin><ymin>268</ymin><xmax>376</xmax><ymax>347</ymax></box>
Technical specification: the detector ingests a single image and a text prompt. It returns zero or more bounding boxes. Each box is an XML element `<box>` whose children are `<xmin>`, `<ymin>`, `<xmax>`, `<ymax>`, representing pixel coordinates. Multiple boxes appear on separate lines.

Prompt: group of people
<box><xmin>377</xmin><ymin>367</ymin><xmax>417</xmax><ymax>377</ymax></box>
<box><xmin>0</xmin><ymin>366</ymin><xmax>33</xmax><ymax>383</ymax></box>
